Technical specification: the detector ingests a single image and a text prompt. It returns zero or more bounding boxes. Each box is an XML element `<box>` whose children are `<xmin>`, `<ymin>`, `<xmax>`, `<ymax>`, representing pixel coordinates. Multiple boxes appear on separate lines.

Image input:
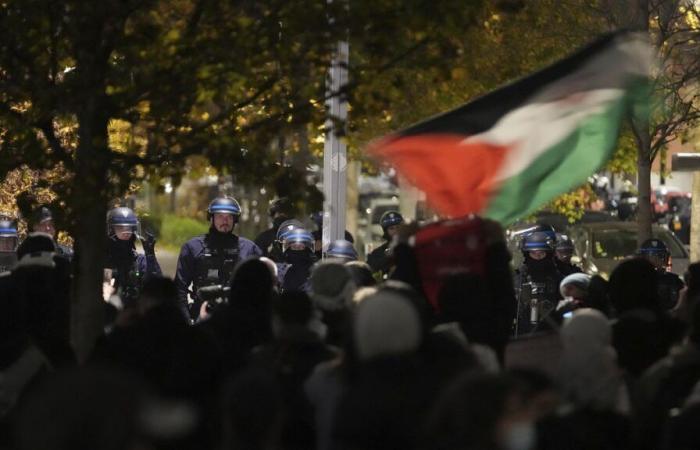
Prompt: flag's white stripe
<box><xmin>462</xmin><ymin>35</ymin><xmax>649</xmax><ymax>183</ymax></box>
<box><xmin>476</xmin><ymin>88</ymin><xmax>623</xmax><ymax>182</ymax></box>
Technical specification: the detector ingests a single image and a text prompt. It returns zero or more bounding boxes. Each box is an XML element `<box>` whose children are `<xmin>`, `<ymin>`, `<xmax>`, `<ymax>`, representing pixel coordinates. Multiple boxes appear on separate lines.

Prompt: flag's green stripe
<box><xmin>484</xmin><ymin>89</ymin><xmax>640</xmax><ymax>225</ymax></box>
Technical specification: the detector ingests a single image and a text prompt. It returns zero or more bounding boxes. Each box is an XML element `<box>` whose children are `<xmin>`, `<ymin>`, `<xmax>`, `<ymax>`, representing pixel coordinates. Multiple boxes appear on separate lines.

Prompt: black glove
<box><xmin>140</xmin><ymin>231</ymin><xmax>156</xmax><ymax>255</ymax></box>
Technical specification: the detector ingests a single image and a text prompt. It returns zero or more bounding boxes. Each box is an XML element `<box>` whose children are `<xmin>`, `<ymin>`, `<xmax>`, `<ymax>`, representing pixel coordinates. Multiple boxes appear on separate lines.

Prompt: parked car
<box><xmin>567</xmin><ymin>222</ymin><xmax>688</xmax><ymax>278</ymax></box>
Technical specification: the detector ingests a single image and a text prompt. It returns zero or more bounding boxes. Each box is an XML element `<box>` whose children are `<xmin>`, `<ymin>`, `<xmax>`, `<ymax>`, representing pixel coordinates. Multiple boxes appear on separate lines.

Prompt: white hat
<box><xmin>354</xmin><ymin>290</ymin><xmax>421</xmax><ymax>361</ymax></box>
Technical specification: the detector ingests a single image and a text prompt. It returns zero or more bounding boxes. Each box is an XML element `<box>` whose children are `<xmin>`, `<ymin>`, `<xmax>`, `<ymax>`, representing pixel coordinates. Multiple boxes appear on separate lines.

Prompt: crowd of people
<box><xmin>1</xmin><ymin>195</ymin><xmax>700</xmax><ymax>450</ymax></box>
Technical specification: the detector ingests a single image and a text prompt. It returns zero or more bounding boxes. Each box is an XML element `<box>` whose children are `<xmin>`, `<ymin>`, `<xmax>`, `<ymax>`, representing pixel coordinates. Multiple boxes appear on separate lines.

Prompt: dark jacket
<box><xmin>367</xmin><ymin>241</ymin><xmax>391</xmax><ymax>276</ymax></box>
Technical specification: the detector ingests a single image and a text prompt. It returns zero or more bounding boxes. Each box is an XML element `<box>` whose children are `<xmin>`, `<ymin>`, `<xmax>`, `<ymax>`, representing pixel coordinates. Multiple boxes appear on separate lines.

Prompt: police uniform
<box><xmin>175</xmin><ymin>232</ymin><xmax>261</xmax><ymax>319</ymax></box>
<box><xmin>106</xmin><ymin>207</ymin><xmax>162</xmax><ymax>307</ymax></box>
<box><xmin>274</xmin><ymin>228</ymin><xmax>315</xmax><ymax>293</ymax></box>
<box><xmin>367</xmin><ymin>210</ymin><xmax>403</xmax><ymax>276</ymax></box>
<box><xmin>515</xmin><ymin>231</ymin><xmax>563</xmax><ymax>335</ymax></box>
<box><xmin>638</xmin><ymin>238</ymin><xmax>685</xmax><ymax>310</ymax></box>
<box><xmin>367</xmin><ymin>241</ymin><xmax>391</xmax><ymax>275</ymax></box>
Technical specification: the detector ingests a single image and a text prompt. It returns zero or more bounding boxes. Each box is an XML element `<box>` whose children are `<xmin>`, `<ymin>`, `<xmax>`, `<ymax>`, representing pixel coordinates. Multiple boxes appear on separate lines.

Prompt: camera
<box><xmin>197</xmin><ymin>284</ymin><xmax>231</xmax><ymax>313</ymax></box>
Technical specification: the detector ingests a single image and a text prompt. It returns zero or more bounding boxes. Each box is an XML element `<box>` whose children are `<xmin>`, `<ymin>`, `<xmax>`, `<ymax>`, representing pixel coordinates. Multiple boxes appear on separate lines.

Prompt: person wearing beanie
<box><xmin>353</xmin><ymin>290</ymin><xmax>422</xmax><ymax>362</ymax></box>
<box><xmin>310</xmin><ymin>262</ymin><xmax>356</xmax><ymax>348</ymax></box>
<box><xmin>554</xmin><ymin>273</ymin><xmax>592</xmax><ymax>317</ymax></box>
<box><xmin>10</xmin><ymin>232</ymin><xmax>75</xmax><ymax>367</ymax></box>
<box><xmin>332</xmin><ymin>289</ymin><xmax>430</xmax><ymax>450</ymax></box>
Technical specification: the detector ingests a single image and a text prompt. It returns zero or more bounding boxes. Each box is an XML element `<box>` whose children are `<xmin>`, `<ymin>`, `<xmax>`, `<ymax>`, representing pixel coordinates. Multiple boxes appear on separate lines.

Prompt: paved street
<box><xmin>156</xmin><ymin>248</ymin><xmax>178</xmax><ymax>278</ymax></box>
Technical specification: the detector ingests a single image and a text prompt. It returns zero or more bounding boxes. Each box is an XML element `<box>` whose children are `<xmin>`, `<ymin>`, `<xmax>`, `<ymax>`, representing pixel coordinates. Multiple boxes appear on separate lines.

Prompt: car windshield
<box><xmin>592</xmin><ymin>229</ymin><xmax>686</xmax><ymax>259</ymax></box>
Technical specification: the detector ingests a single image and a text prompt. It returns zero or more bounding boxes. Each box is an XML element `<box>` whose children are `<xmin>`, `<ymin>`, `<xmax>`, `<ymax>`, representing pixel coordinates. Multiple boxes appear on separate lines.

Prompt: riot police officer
<box><xmin>326</xmin><ymin>239</ymin><xmax>358</xmax><ymax>263</ymax></box>
<box><xmin>554</xmin><ymin>233</ymin><xmax>582</xmax><ymax>276</ymax></box>
<box><xmin>638</xmin><ymin>238</ymin><xmax>684</xmax><ymax>310</ymax></box>
<box><xmin>515</xmin><ymin>231</ymin><xmax>563</xmax><ymax>335</ymax></box>
<box><xmin>29</xmin><ymin>205</ymin><xmax>74</xmax><ymax>260</ymax></box>
<box><xmin>276</xmin><ymin>228</ymin><xmax>316</xmax><ymax>293</ymax></box>
<box><xmin>0</xmin><ymin>218</ymin><xmax>18</xmax><ymax>272</ymax></box>
<box><xmin>267</xmin><ymin>218</ymin><xmax>304</xmax><ymax>263</ymax></box>
<box><xmin>254</xmin><ymin>197</ymin><xmax>295</xmax><ymax>258</ymax></box>
<box><xmin>175</xmin><ymin>196</ymin><xmax>262</xmax><ymax>320</ymax></box>
<box><xmin>367</xmin><ymin>210</ymin><xmax>403</xmax><ymax>277</ymax></box>
<box><xmin>105</xmin><ymin>207</ymin><xmax>162</xmax><ymax>308</ymax></box>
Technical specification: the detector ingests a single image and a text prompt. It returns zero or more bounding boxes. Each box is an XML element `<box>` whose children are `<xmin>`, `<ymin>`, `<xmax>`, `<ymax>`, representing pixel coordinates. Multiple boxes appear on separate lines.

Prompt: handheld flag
<box><xmin>368</xmin><ymin>32</ymin><xmax>650</xmax><ymax>224</ymax></box>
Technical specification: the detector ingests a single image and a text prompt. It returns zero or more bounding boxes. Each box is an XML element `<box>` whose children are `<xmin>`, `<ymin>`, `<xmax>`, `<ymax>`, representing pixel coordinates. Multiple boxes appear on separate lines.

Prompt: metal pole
<box><xmin>322</xmin><ymin>39</ymin><xmax>349</xmax><ymax>254</ymax></box>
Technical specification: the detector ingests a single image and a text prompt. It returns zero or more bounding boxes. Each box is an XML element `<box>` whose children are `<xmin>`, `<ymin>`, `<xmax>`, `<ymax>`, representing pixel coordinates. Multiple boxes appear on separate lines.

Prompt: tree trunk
<box><xmin>70</xmin><ymin>101</ymin><xmax>111</xmax><ymax>362</ymax></box>
<box><xmin>637</xmin><ymin>140</ymin><xmax>653</xmax><ymax>245</ymax></box>
<box><xmin>71</xmin><ymin>196</ymin><xmax>108</xmax><ymax>362</ymax></box>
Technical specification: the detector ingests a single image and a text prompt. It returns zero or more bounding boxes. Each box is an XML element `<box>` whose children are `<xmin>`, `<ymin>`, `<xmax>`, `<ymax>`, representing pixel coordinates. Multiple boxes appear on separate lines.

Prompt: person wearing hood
<box><xmin>105</xmin><ymin>207</ymin><xmax>161</xmax><ymax>309</ymax></box>
<box><xmin>174</xmin><ymin>196</ymin><xmax>261</xmax><ymax>321</ymax></box>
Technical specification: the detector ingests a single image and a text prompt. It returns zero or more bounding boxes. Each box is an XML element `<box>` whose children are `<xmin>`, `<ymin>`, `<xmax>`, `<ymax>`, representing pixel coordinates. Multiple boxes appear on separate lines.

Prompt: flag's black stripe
<box><xmin>396</xmin><ymin>32</ymin><xmax>622</xmax><ymax>139</ymax></box>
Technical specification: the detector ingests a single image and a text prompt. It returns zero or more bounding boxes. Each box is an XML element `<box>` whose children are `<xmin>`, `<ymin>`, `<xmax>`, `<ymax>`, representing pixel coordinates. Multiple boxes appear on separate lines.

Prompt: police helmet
<box><xmin>282</xmin><ymin>228</ymin><xmax>315</xmax><ymax>253</ymax></box>
<box><xmin>207</xmin><ymin>197</ymin><xmax>241</xmax><ymax>221</ymax></box>
<box><xmin>521</xmin><ymin>231</ymin><xmax>554</xmax><ymax>253</ymax></box>
<box><xmin>326</xmin><ymin>239</ymin><xmax>358</xmax><ymax>262</ymax></box>
<box><xmin>639</xmin><ymin>238</ymin><xmax>669</xmax><ymax>258</ymax></box>
<box><xmin>33</xmin><ymin>206</ymin><xmax>53</xmax><ymax>225</ymax></box>
<box><xmin>276</xmin><ymin>219</ymin><xmax>305</xmax><ymax>242</ymax></box>
<box><xmin>0</xmin><ymin>219</ymin><xmax>19</xmax><ymax>252</ymax></box>
<box><xmin>531</xmin><ymin>224</ymin><xmax>557</xmax><ymax>241</ymax></box>
<box><xmin>380</xmin><ymin>210</ymin><xmax>404</xmax><ymax>230</ymax></box>
<box><xmin>555</xmin><ymin>233</ymin><xmax>574</xmax><ymax>251</ymax></box>
<box><xmin>106</xmin><ymin>207</ymin><xmax>140</xmax><ymax>239</ymax></box>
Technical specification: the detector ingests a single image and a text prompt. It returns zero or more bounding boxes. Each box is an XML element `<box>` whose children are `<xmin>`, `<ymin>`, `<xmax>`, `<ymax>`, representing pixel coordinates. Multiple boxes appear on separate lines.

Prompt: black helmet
<box><xmin>639</xmin><ymin>238</ymin><xmax>669</xmax><ymax>269</ymax></box>
<box><xmin>326</xmin><ymin>239</ymin><xmax>358</xmax><ymax>262</ymax></box>
<box><xmin>521</xmin><ymin>231</ymin><xmax>554</xmax><ymax>253</ymax></box>
<box><xmin>106</xmin><ymin>207</ymin><xmax>139</xmax><ymax>239</ymax></box>
<box><xmin>269</xmin><ymin>197</ymin><xmax>294</xmax><ymax>218</ymax></box>
<box><xmin>555</xmin><ymin>233</ymin><xmax>574</xmax><ymax>251</ymax></box>
<box><xmin>380</xmin><ymin>210</ymin><xmax>404</xmax><ymax>230</ymax></box>
<box><xmin>0</xmin><ymin>219</ymin><xmax>19</xmax><ymax>252</ymax></box>
<box><xmin>282</xmin><ymin>228</ymin><xmax>315</xmax><ymax>253</ymax></box>
<box><xmin>32</xmin><ymin>206</ymin><xmax>53</xmax><ymax>226</ymax></box>
<box><xmin>207</xmin><ymin>197</ymin><xmax>241</xmax><ymax>221</ymax></box>
<box><xmin>276</xmin><ymin>219</ymin><xmax>305</xmax><ymax>242</ymax></box>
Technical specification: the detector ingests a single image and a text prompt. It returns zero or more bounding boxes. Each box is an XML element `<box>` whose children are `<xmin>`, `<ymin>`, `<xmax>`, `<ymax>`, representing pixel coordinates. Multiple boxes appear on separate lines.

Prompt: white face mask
<box><xmin>502</xmin><ymin>422</ymin><xmax>536</xmax><ymax>450</ymax></box>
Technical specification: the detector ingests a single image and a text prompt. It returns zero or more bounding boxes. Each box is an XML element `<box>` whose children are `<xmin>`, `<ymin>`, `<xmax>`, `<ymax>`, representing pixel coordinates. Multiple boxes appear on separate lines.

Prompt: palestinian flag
<box><xmin>368</xmin><ymin>32</ymin><xmax>650</xmax><ymax>224</ymax></box>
